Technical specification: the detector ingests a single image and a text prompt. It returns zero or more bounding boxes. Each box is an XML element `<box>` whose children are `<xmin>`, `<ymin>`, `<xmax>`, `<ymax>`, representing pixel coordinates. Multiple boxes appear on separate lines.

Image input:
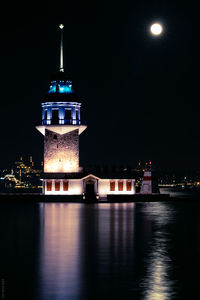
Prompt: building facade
<box><xmin>43</xmin><ymin>174</ymin><xmax>135</xmax><ymax>198</ymax></box>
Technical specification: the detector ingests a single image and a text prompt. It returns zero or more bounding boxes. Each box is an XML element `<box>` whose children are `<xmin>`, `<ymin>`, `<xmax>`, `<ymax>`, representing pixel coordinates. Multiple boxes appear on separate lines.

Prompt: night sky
<box><xmin>0</xmin><ymin>0</ymin><xmax>198</xmax><ymax>172</ymax></box>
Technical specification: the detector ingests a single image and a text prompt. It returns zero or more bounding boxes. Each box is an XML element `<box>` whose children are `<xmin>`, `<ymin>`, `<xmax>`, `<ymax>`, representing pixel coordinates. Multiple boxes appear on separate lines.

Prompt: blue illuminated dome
<box><xmin>43</xmin><ymin>72</ymin><xmax>79</xmax><ymax>103</ymax></box>
<box><xmin>48</xmin><ymin>80</ymin><xmax>73</xmax><ymax>94</ymax></box>
<box><xmin>40</xmin><ymin>71</ymin><xmax>86</xmax><ymax>126</ymax></box>
<box><xmin>48</xmin><ymin>72</ymin><xmax>73</xmax><ymax>95</ymax></box>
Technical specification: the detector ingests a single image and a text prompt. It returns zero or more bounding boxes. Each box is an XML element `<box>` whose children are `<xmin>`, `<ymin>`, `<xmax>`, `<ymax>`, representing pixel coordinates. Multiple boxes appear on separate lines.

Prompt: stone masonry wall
<box><xmin>44</xmin><ymin>128</ymin><xmax>79</xmax><ymax>173</ymax></box>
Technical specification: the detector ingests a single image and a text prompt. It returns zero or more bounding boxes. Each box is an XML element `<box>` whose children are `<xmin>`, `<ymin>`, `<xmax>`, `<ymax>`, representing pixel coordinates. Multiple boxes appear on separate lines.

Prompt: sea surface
<box><xmin>0</xmin><ymin>194</ymin><xmax>200</xmax><ymax>299</ymax></box>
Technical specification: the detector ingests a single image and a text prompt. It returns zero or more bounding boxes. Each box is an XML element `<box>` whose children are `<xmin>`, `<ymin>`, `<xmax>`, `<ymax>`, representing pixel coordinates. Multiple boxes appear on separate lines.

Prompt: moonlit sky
<box><xmin>0</xmin><ymin>0</ymin><xmax>198</xmax><ymax>172</ymax></box>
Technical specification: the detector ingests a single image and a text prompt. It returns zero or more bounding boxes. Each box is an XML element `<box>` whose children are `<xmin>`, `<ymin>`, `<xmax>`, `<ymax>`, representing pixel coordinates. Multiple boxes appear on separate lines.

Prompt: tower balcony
<box><xmin>37</xmin><ymin>101</ymin><xmax>87</xmax><ymax>136</ymax></box>
<box><xmin>36</xmin><ymin>118</ymin><xmax>87</xmax><ymax>136</ymax></box>
<box><xmin>41</xmin><ymin>118</ymin><xmax>87</xmax><ymax>126</ymax></box>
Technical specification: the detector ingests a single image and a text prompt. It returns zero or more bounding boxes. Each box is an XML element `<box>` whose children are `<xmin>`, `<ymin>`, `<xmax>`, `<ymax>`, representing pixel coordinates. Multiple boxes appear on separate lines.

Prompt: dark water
<box><xmin>0</xmin><ymin>200</ymin><xmax>200</xmax><ymax>300</ymax></box>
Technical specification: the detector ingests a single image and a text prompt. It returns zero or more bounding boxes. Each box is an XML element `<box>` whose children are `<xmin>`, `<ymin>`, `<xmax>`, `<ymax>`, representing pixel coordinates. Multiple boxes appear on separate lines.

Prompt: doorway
<box><xmin>85</xmin><ymin>180</ymin><xmax>96</xmax><ymax>201</ymax></box>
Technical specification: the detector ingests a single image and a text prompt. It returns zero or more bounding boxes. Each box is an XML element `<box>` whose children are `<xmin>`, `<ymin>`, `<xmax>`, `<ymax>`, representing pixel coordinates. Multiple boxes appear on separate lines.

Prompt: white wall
<box><xmin>44</xmin><ymin>179</ymin><xmax>83</xmax><ymax>195</ymax></box>
<box><xmin>44</xmin><ymin>178</ymin><xmax>136</xmax><ymax>196</ymax></box>
<box><xmin>98</xmin><ymin>179</ymin><xmax>135</xmax><ymax>197</ymax></box>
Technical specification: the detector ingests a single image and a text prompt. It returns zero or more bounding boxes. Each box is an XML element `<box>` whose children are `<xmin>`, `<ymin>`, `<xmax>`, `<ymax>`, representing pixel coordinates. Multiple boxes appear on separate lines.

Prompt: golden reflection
<box><xmin>39</xmin><ymin>203</ymin><xmax>82</xmax><ymax>299</ymax></box>
<box><xmin>141</xmin><ymin>203</ymin><xmax>175</xmax><ymax>300</ymax></box>
<box><xmin>97</xmin><ymin>203</ymin><xmax>135</xmax><ymax>268</ymax></box>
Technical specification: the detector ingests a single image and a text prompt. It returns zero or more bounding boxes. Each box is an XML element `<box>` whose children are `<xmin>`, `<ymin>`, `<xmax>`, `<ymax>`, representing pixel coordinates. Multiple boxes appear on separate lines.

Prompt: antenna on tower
<box><xmin>59</xmin><ymin>24</ymin><xmax>64</xmax><ymax>72</ymax></box>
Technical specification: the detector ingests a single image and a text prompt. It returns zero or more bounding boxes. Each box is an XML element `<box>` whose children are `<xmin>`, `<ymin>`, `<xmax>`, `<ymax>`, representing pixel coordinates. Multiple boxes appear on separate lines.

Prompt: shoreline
<box><xmin>0</xmin><ymin>193</ymin><xmax>198</xmax><ymax>203</ymax></box>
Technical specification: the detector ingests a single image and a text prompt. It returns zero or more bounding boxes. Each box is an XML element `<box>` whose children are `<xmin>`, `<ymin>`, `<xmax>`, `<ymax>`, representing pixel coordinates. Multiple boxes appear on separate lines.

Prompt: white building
<box><xmin>42</xmin><ymin>174</ymin><xmax>135</xmax><ymax>198</ymax></box>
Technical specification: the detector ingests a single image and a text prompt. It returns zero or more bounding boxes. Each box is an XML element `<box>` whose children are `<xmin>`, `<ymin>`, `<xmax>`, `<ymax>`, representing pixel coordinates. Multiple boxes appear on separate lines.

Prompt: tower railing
<box><xmin>41</xmin><ymin>119</ymin><xmax>87</xmax><ymax>126</ymax></box>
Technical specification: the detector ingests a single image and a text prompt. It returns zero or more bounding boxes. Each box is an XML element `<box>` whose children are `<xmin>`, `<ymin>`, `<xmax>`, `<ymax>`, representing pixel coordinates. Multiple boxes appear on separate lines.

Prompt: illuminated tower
<box><xmin>36</xmin><ymin>24</ymin><xmax>87</xmax><ymax>175</ymax></box>
<box><xmin>140</xmin><ymin>162</ymin><xmax>152</xmax><ymax>194</ymax></box>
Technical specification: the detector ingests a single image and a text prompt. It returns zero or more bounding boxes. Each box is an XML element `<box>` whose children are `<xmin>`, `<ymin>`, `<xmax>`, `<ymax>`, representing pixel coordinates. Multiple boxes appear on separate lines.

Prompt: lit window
<box><xmin>110</xmin><ymin>180</ymin><xmax>115</xmax><ymax>191</ymax></box>
<box><xmin>46</xmin><ymin>181</ymin><xmax>52</xmax><ymax>191</ymax></box>
<box><xmin>55</xmin><ymin>181</ymin><xmax>60</xmax><ymax>191</ymax></box>
<box><xmin>126</xmin><ymin>180</ymin><xmax>132</xmax><ymax>191</ymax></box>
<box><xmin>63</xmin><ymin>181</ymin><xmax>68</xmax><ymax>191</ymax></box>
<box><xmin>118</xmin><ymin>180</ymin><xmax>123</xmax><ymax>191</ymax></box>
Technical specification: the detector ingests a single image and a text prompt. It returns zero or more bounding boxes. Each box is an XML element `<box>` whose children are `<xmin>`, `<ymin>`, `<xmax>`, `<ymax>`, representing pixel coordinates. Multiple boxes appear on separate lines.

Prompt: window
<box><xmin>110</xmin><ymin>180</ymin><xmax>115</xmax><ymax>191</ymax></box>
<box><xmin>53</xmin><ymin>134</ymin><xmax>57</xmax><ymax>139</ymax></box>
<box><xmin>52</xmin><ymin>109</ymin><xmax>59</xmax><ymax>124</ymax></box>
<box><xmin>55</xmin><ymin>181</ymin><xmax>60</xmax><ymax>191</ymax></box>
<box><xmin>126</xmin><ymin>180</ymin><xmax>132</xmax><ymax>191</ymax></box>
<box><xmin>44</xmin><ymin>109</ymin><xmax>47</xmax><ymax>120</ymax></box>
<box><xmin>46</xmin><ymin>181</ymin><xmax>52</xmax><ymax>191</ymax></box>
<box><xmin>76</xmin><ymin>110</ymin><xmax>79</xmax><ymax>120</ymax></box>
<box><xmin>63</xmin><ymin>181</ymin><xmax>68</xmax><ymax>191</ymax></box>
<box><xmin>118</xmin><ymin>180</ymin><xmax>123</xmax><ymax>191</ymax></box>
<box><xmin>65</xmin><ymin>109</ymin><xmax>71</xmax><ymax>120</ymax></box>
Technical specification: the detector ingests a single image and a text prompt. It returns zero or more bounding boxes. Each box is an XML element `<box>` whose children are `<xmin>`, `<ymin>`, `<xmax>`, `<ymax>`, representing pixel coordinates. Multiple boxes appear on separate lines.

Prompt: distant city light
<box><xmin>150</xmin><ymin>23</ymin><xmax>163</xmax><ymax>35</ymax></box>
<box><xmin>59</xmin><ymin>24</ymin><xmax>64</xmax><ymax>30</ymax></box>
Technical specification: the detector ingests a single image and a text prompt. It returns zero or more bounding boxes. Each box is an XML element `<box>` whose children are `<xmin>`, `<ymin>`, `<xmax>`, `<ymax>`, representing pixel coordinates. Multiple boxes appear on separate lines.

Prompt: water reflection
<box><xmin>80</xmin><ymin>203</ymin><xmax>137</xmax><ymax>299</ymax></box>
<box><xmin>38</xmin><ymin>203</ymin><xmax>140</xmax><ymax>299</ymax></box>
<box><xmin>0</xmin><ymin>203</ymin><xmax>40</xmax><ymax>300</ymax></box>
<box><xmin>8</xmin><ymin>200</ymin><xmax>199</xmax><ymax>299</ymax></box>
<box><xmin>140</xmin><ymin>203</ymin><xmax>176</xmax><ymax>300</ymax></box>
<box><xmin>38</xmin><ymin>202</ymin><xmax>175</xmax><ymax>299</ymax></box>
<box><xmin>38</xmin><ymin>203</ymin><xmax>82</xmax><ymax>300</ymax></box>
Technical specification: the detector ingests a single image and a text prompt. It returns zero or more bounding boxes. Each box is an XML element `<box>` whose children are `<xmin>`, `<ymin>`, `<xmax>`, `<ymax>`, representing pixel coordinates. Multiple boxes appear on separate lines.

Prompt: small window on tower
<box><xmin>52</xmin><ymin>109</ymin><xmax>59</xmax><ymax>124</ymax></box>
<box><xmin>76</xmin><ymin>110</ymin><xmax>79</xmax><ymax>120</ymax></box>
<box><xmin>53</xmin><ymin>135</ymin><xmax>57</xmax><ymax>139</ymax></box>
<box><xmin>44</xmin><ymin>110</ymin><xmax>47</xmax><ymax>120</ymax></box>
<box><xmin>65</xmin><ymin>109</ymin><xmax>71</xmax><ymax>120</ymax></box>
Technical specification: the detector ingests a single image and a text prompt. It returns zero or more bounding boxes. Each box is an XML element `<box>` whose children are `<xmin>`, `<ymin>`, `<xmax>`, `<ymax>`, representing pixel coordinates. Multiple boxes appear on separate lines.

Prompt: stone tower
<box><xmin>36</xmin><ymin>24</ymin><xmax>87</xmax><ymax>176</ymax></box>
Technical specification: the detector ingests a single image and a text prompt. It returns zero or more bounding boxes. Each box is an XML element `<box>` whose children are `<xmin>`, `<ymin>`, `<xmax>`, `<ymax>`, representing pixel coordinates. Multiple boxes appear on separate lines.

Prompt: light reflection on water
<box><xmin>38</xmin><ymin>203</ymin><xmax>82</xmax><ymax>300</ymax></box>
<box><xmin>140</xmin><ymin>203</ymin><xmax>177</xmax><ymax>300</ymax></box>
<box><xmin>38</xmin><ymin>203</ymin><xmax>138</xmax><ymax>299</ymax></box>
<box><xmin>2</xmin><ymin>201</ymin><xmax>199</xmax><ymax>299</ymax></box>
<box><xmin>37</xmin><ymin>202</ymin><xmax>179</xmax><ymax>300</ymax></box>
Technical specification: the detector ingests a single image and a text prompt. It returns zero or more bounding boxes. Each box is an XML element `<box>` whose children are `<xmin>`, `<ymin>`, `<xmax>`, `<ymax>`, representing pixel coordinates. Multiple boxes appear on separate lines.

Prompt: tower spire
<box><xmin>59</xmin><ymin>24</ymin><xmax>64</xmax><ymax>72</ymax></box>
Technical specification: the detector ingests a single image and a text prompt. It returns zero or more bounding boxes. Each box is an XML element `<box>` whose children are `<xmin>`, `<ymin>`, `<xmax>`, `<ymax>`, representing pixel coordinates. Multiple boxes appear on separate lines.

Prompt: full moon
<box><xmin>150</xmin><ymin>23</ymin><xmax>163</xmax><ymax>35</ymax></box>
